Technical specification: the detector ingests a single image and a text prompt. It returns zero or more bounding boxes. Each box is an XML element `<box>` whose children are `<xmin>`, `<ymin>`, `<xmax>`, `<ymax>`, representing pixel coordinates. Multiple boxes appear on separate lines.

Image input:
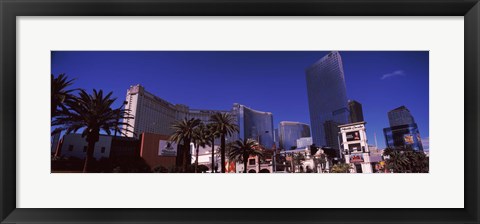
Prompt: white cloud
<box><xmin>380</xmin><ymin>70</ymin><xmax>406</xmax><ymax>80</ymax></box>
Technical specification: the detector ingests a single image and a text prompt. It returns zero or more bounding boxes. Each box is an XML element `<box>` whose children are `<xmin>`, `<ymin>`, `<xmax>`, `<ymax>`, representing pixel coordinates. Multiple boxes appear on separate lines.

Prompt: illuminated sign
<box><xmin>348</xmin><ymin>143</ymin><xmax>362</xmax><ymax>152</ymax></box>
<box><xmin>349</xmin><ymin>153</ymin><xmax>364</xmax><ymax>163</ymax></box>
<box><xmin>340</xmin><ymin>124</ymin><xmax>365</xmax><ymax>131</ymax></box>
<box><xmin>404</xmin><ymin>134</ymin><xmax>414</xmax><ymax>144</ymax></box>
<box><xmin>346</xmin><ymin>131</ymin><xmax>361</xmax><ymax>142</ymax></box>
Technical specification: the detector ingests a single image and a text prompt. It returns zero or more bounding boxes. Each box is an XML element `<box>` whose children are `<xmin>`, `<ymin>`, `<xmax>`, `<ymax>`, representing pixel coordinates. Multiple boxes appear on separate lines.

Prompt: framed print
<box><xmin>1</xmin><ymin>0</ymin><xmax>479</xmax><ymax>223</ymax></box>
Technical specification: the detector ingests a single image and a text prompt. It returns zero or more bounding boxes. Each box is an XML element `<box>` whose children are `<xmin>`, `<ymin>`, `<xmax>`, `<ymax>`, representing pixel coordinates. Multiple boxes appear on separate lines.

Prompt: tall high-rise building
<box><xmin>383</xmin><ymin>106</ymin><xmax>423</xmax><ymax>151</ymax></box>
<box><xmin>278</xmin><ymin>121</ymin><xmax>311</xmax><ymax>150</ymax></box>
<box><xmin>306</xmin><ymin>51</ymin><xmax>349</xmax><ymax>146</ymax></box>
<box><xmin>348</xmin><ymin>100</ymin><xmax>364</xmax><ymax>123</ymax></box>
<box><xmin>323</xmin><ymin>120</ymin><xmax>342</xmax><ymax>149</ymax></box>
<box><xmin>232</xmin><ymin>103</ymin><xmax>274</xmax><ymax>149</ymax></box>
<box><xmin>121</xmin><ymin>85</ymin><xmax>231</xmax><ymax>138</ymax></box>
<box><xmin>387</xmin><ymin>106</ymin><xmax>415</xmax><ymax>127</ymax></box>
<box><xmin>122</xmin><ymin>85</ymin><xmax>178</xmax><ymax>138</ymax></box>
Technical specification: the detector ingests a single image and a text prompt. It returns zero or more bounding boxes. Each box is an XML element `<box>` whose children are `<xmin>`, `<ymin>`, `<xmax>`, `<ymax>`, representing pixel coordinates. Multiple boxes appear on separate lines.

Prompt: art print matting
<box><xmin>0</xmin><ymin>0</ymin><xmax>480</xmax><ymax>224</ymax></box>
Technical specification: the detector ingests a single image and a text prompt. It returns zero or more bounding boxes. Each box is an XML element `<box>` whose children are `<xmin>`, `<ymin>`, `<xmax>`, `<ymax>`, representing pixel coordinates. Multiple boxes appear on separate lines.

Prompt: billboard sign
<box><xmin>348</xmin><ymin>143</ymin><xmax>362</xmax><ymax>152</ymax></box>
<box><xmin>346</xmin><ymin>131</ymin><xmax>361</xmax><ymax>142</ymax></box>
<box><xmin>340</xmin><ymin>124</ymin><xmax>364</xmax><ymax>131</ymax></box>
<box><xmin>404</xmin><ymin>134</ymin><xmax>414</xmax><ymax>144</ymax></box>
<box><xmin>159</xmin><ymin>140</ymin><xmax>177</xmax><ymax>156</ymax></box>
<box><xmin>349</xmin><ymin>153</ymin><xmax>364</xmax><ymax>163</ymax></box>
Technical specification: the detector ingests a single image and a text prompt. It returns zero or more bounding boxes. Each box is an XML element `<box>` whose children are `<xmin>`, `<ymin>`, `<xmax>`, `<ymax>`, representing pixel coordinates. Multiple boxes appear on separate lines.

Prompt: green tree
<box><xmin>210</xmin><ymin>113</ymin><xmax>239</xmax><ymax>173</ymax></box>
<box><xmin>51</xmin><ymin>74</ymin><xmax>77</xmax><ymax>119</ymax></box>
<box><xmin>386</xmin><ymin>150</ymin><xmax>409</xmax><ymax>173</ymax></box>
<box><xmin>383</xmin><ymin>147</ymin><xmax>394</xmax><ymax>157</ymax></box>
<box><xmin>331</xmin><ymin>163</ymin><xmax>352</xmax><ymax>173</ymax></box>
<box><xmin>228</xmin><ymin>139</ymin><xmax>264</xmax><ymax>173</ymax></box>
<box><xmin>170</xmin><ymin>118</ymin><xmax>201</xmax><ymax>172</ymax></box>
<box><xmin>52</xmin><ymin>89</ymin><xmax>134</xmax><ymax>172</ymax></box>
<box><xmin>192</xmin><ymin>123</ymin><xmax>211</xmax><ymax>173</ymax></box>
<box><xmin>404</xmin><ymin>150</ymin><xmax>429</xmax><ymax>173</ymax></box>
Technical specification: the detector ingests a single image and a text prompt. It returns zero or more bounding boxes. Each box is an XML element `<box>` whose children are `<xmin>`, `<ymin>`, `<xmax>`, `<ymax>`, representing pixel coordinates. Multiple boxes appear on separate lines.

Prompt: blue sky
<box><xmin>51</xmin><ymin>51</ymin><xmax>429</xmax><ymax>149</ymax></box>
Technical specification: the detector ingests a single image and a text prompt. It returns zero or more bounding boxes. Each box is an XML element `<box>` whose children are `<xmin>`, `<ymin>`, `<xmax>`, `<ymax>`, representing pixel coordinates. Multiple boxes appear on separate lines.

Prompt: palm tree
<box><xmin>331</xmin><ymin>163</ymin><xmax>352</xmax><ymax>173</ymax></box>
<box><xmin>407</xmin><ymin>151</ymin><xmax>429</xmax><ymax>173</ymax></box>
<box><xmin>192</xmin><ymin>123</ymin><xmax>210</xmax><ymax>173</ymax></box>
<box><xmin>205</xmin><ymin>123</ymin><xmax>220</xmax><ymax>173</ymax></box>
<box><xmin>170</xmin><ymin>118</ymin><xmax>201</xmax><ymax>172</ymax></box>
<box><xmin>386</xmin><ymin>151</ymin><xmax>409</xmax><ymax>173</ymax></box>
<box><xmin>228</xmin><ymin>139</ymin><xmax>263</xmax><ymax>173</ymax></box>
<box><xmin>209</xmin><ymin>112</ymin><xmax>239</xmax><ymax>173</ymax></box>
<box><xmin>51</xmin><ymin>74</ymin><xmax>77</xmax><ymax>119</ymax></box>
<box><xmin>52</xmin><ymin>89</ymin><xmax>134</xmax><ymax>172</ymax></box>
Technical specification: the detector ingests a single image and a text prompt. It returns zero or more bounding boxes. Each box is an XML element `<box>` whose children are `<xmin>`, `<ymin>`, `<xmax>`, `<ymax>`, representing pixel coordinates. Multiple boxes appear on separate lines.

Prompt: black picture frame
<box><xmin>1</xmin><ymin>0</ymin><xmax>479</xmax><ymax>223</ymax></box>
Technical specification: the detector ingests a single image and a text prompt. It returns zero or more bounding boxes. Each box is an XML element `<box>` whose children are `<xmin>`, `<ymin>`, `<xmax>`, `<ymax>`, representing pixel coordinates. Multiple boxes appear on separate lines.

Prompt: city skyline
<box><xmin>51</xmin><ymin>51</ymin><xmax>429</xmax><ymax>149</ymax></box>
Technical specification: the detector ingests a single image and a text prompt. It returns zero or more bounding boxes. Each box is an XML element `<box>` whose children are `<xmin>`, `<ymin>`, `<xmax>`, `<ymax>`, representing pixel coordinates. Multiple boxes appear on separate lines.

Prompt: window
<box><xmin>83</xmin><ymin>146</ymin><xmax>87</xmax><ymax>152</ymax></box>
<box><xmin>68</xmin><ymin>145</ymin><xmax>74</xmax><ymax>151</ymax></box>
<box><xmin>249</xmin><ymin>159</ymin><xmax>256</xmax><ymax>165</ymax></box>
<box><xmin>101</xmin><ymin>147</ymin><xmax>106</xmax><ymax>153</ymax></box>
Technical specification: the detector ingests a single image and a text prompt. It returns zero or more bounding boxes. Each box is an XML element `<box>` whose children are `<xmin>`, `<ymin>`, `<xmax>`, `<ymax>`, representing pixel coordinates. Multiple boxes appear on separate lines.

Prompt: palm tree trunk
<box><xmin>243</xmin><ymin>154</ymin><xmax>248</xmax><ymax>173</ymax></box>
<box><xmin>220</xmin><ymin>134</ymin><xmax>226</xmax><ymax>173</ymax></box>
<box><xmin>211</xmin><ymin>138</ymin><xmax>215</xmax><ymax>173</ymax></box>
<box><xmin>183</xmin><ymin>138</ymin><xmax>190</xmax><ymax>172</ymax></box>
<box><xmin>195</xmin><ymin>145</ymin><xmax>199</xmax><ymax>173</ymax></box>
<box><xmin>83</xmin><ymin>141</ymin><xmax>96</xmax><ymax>173</ymax></box>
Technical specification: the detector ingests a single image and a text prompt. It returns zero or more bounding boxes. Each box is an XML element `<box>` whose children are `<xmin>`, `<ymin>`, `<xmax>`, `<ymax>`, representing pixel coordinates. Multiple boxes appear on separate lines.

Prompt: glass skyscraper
<box><xmin>122</xmin><ymin>84</ymin><xmax>232</xmax><ymax>138</ymax></box>
<box><xmin>383</xmin><ymin>123</ymin><xmax>423</xmax><ymax>151</ymax></box>
<box><xmin>383</xmin><ymin>106</ymin><xmax>423</xmax><ymax>151</ymax></box>
<box><xmin>348</xmin><ymin>100</ymin><xmax>364</xmax><ymax>123</ymax></box>
<box><xmin>278</xmin><ymin>121</ymin><xmax>311</xmax><ymax>150</ymax></box>
<box><xmin>233</xmin><ymin>103</ymin><xmax>274</xmax><ymax>149</ymax></box>
<box><xmin>388</xmin><ymin>106</ymin><xmax>415</xmax><ymax>127</ymax></box>
<box><xmin>306</xmin><ymin>51</ymin><xmax>349</xmax><ymax>147</ymax></box>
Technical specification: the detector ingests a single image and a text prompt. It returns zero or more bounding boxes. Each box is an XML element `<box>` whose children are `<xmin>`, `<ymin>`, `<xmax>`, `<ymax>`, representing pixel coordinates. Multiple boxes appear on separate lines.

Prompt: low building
<box><xmin>56</xmin><ymin>134</ymin><xmax>112</xmax><ymax>160</ymax></box>
<box><xmin>139</xmin><ymin>132</ymin><xmax>177</xmax><ymax>171</ymax></box>
<box><xmin>191</xmin><ymin>144</ymin><xmax>222</xmax><ymax>172</ymax></box>
<box><xmin>339</xmin><ymin>122</ymin><xmax>382</xmax><ymax>173</ymax></box>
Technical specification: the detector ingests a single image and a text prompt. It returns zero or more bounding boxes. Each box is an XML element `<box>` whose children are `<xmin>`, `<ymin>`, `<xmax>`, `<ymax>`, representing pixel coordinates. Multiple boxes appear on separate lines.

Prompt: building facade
<box><xmin>278</xmin><ymin>121</ymin><xmax>311</xmax><ymax>150</ymax></box>
<box><xmin>296</xmin><ymin>137</ymin><xmax>313</xmax><ymax>149</ymax></box>
<box><xmin>383</xmin><ymin>106</ymin><xmax>423</xmax><ymax>151</ymax></box>
<box><xmin>232</xmin><ymin>103</ymin><xmax>274</xmax><ymax>149</ymax></box>
<box><xmin>388</xmin><ymin>106</ymin><xmax>415</xmax><ymax>127</ymax></box>
<box><xmin>339</xmin><ymin>122</ymin><xmax>382</xmax><ymax>173</ymax></box>
<box><xmin>383</xmin><ymin>123</ymin><xmax>424</xmax><ymax>151</ymax></box>
<box><xmin>122</xmin><ymin>85</ymin><xmax>232</xmax><ymax>138</ymax></box>
<box><xmin>306</xmin><ymin>51</ymin><xmax>349</xmax><ymax>147</ymax></box>
<box><xmin>138</xmin><ymin>132</ymin><xmax>180</xmax><ymax>171</ymax></box>
<box><xmin>348</xmin><ymin>100</ymin><xmax>364</xmax><ymax>123</ymax></box>
<box><xmin>57</xmin><ymin>134</ymin><xmax>113</xmax><ymax>160</ymax></box>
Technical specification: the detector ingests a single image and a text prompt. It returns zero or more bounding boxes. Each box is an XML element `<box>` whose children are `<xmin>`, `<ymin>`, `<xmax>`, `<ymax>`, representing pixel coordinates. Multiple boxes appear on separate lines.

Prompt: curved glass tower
<box><xmin>278</xmin><ymin>121</ymin><xmax>311</xmax><ymax>150</ymax></box>
<box><xmin>233</xmin><ymin>103</ymin><xmax>274</xmax><ymax>149</ymax></box>
<box><xmin>306</xmin><ymin>51</ymin><xmax>349</xmax><ymax>147</ymax></box>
